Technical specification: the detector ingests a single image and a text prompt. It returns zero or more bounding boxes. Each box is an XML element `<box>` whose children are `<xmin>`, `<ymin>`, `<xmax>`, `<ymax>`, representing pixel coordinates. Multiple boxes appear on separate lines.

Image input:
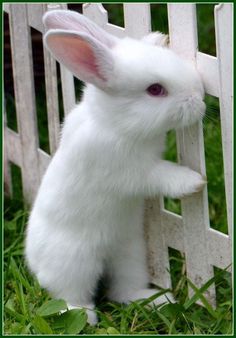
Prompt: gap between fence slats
<box><xmin>4</xmin><ymin>110</ymin><xmax>13</xmax><ymax>196</ymax></box>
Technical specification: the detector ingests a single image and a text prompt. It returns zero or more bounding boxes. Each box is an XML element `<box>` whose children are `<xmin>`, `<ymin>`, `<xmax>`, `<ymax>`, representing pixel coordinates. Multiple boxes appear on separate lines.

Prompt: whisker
<box><xmin>203</xmin><ymin>113</ymin><xmax>220</xmax><ymax>125</ymax></box>
<box><xmin>183</xmin><ymin>129</ymin><xmax>185</xmax><ymax>160</ymax></box>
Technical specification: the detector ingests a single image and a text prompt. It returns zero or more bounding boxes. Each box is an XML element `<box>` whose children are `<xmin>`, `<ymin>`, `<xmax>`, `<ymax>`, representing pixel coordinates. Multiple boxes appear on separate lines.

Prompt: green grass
<box><xmin>4</xmin><ymin>3</ymin><xmax>232</xmax><ymax>335</ymax></box>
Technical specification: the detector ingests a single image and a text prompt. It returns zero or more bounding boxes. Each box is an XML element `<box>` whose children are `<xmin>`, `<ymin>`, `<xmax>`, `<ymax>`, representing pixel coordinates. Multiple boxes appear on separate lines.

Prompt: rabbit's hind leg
<box><xmin>106</xmin><ymin>232</ymin><xmax>173</xmax><ymax>306</ymax></box>
<box><xmin>106</xmin><ymin>230</ymin><xmax>149</xmax><ymax>302</ymax></box>
<box><xmin>37</xmin><ymin>253</ymin><xmax>103</xmax><ymax>325</ymax></box>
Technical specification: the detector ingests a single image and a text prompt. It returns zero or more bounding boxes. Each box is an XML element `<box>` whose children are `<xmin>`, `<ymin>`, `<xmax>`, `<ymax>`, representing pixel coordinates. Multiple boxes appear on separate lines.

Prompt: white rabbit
<box><xmin>25</xmin><ymin>10</ymin><xmax>206</xmax><ymax>325</ymax></box>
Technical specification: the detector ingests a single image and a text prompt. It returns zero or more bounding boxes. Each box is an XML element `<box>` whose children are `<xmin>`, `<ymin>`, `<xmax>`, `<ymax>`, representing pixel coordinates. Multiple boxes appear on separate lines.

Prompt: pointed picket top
<box><xmin>83</xmin><ymin>3</ymin><xmax>109</xmax><ymax>28</ymax></box>
<box><xmin>123</xmin><ymin>3</ymin><xmax>151</xmax><ymax>38</ymax></box>
<box><xmin>83</xmin><ymin>3</ymin><xmax>125</xmax><ymax>38</ymax></box>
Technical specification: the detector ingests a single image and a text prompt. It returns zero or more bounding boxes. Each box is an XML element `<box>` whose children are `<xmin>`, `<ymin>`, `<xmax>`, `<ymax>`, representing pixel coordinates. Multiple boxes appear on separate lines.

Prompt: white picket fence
<box><xmin>4</xmin><ymin>3</ymin><xmax>232</xmax><ymax>306</ymax></box>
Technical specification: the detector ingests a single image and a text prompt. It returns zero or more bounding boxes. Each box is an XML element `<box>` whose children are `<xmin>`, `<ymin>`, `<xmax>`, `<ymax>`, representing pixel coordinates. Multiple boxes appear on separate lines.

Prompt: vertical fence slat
<box><xmin>168</xmin><ymin>4</ymin><xmax>198</xmax><ymax>61</ymax></box>
<box><xmin>144</xmin><ymin>199</ymin><xmax>171</xmax><ymax>289</ymax></box>
<box><xmin>123</xmin><ymin>3</ymin><xmax>151</xmax><ymax>38</ymax></box>
<box><xmin>215</xmin><ymin>4</ymin><xmax>233</xmax><ymax>238</ymax></box>
<box><xmin>27</xmin><ymin>4</ymin><xmax>44</xmax><ymax>32</ymax></box>
<box><xmin>28</xmin><ymin>4</ymin><xmax>61</xmax><ymax>158</ymax></box>
<box><xmin>168</xmin><ymin>3</ymin><xmax>215</xmax><ymax>305</ymax></box>
<box><xmin>43</xmin><ymin>46</ymin><xmax>60</xmax><ymax>155</ymax></box>
<box><xmin>9</xmin><ymin>4</ymin><xmax>40</xmax><ymax>203</ymax></box>
<box><xmin>41</xmin><ymin>4</ymin><xmax>61</xmax><ymax>155</ymax></box>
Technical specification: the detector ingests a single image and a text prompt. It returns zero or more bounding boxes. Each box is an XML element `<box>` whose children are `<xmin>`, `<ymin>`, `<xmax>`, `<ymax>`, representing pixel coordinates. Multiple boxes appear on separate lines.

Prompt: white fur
<box><xmin>25</xmin><ymin>10</ymin><xmax>206</xmax><ymax>325</ymax></box>
<box><xmin>142</xmin><ymin>31</ymin><xmax>169</xmax><ymax>47</ymax></box>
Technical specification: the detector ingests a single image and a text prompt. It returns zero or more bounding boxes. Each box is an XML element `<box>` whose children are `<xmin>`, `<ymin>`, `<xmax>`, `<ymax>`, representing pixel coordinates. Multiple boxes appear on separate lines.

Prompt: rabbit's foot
<box><xmin>109</xmin><ymin>288</ymin><xmax>175</xmax><ymax>307</ymax></box>
<box><xmin>62</xmin><ymin>303</ymin><xmax>98</xmax><ymax>326</ymax></box>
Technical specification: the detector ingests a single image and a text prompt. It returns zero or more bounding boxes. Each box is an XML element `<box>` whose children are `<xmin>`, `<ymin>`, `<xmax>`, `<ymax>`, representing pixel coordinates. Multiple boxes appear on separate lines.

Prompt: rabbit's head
<box><xmin>43</xmin><ymin>10</ymin><xmax>205</xmax><ymax>139</ymax></box>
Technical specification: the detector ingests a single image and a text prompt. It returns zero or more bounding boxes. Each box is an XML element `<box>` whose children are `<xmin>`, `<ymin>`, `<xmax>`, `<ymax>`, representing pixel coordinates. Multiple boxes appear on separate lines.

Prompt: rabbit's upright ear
<box><xmin>44</xmin><ymin>30</ymin><xmax>114</xmax><ymax>88</ymax></box>
<box><xmin>43</xmin><ymin>10</ymin><xmax>117</xmax><ymax>48</ymax></box>
<box><xmin>43</xmin><ymin>10</ymin><xmax>118</xmax><ymax>88</ymax></box>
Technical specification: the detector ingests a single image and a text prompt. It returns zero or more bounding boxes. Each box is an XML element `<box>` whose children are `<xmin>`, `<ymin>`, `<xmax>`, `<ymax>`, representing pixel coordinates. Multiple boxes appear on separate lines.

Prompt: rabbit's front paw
<box><xmin>182</xmin><ymin>170</ymin><xmax>207</xmax><ymax>196</ymax></box>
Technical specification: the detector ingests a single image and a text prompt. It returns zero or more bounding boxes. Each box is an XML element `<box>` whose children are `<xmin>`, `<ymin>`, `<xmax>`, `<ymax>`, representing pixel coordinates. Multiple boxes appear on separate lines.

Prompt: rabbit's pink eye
<box><xmin>147</xmin><ymin>83</ymin><xmax>167</xmax><ymax>96</ymax></box>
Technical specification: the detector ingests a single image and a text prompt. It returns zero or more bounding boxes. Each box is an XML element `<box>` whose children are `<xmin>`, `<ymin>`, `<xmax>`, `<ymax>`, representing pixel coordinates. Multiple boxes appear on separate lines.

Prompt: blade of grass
<box><xmin>186</xmin><ymin>279</ymin><xmax>218</xmax><ymax>318</ymax></box>
<box><xmin>10</xmin><ymin>257</ymin><xmax>33</xmax><ymax>293</ymax></box>
<box><xmin>18</xmin><ymin>282</ymin><xmax>27</xmax><ymax>317</ymax></box>
<box><xmin>184</xmin><ymin>274</ymin><xmax>217</xmax><ymax>310</ymax></box>
<box><xmin>168</xmin><ymin>319</ymin><xmax>178</xmax><ymax>335</ymax></box>
<box><xmin>4</xmin><ymin>306</ymin><xmax>25</xmax><ymax>323</ymax></box>
<box><xmin>138</xmin><ymin>289</ymin><xmax>172</xmax><ymax>307</ymax></box>
<box><xmin>119</xmin><ymin>310</ymin><xmax>129</xmax><ymax>334</ymax></box>
<box><xmin>132</xmin><ymin>302</ymin><xmax>158</xmax><ymax>333</ymax></box>
<box><xmin>4</xmin><ymin>237</ymin><xmax>22</xmax><ymax>254</ymax></box>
